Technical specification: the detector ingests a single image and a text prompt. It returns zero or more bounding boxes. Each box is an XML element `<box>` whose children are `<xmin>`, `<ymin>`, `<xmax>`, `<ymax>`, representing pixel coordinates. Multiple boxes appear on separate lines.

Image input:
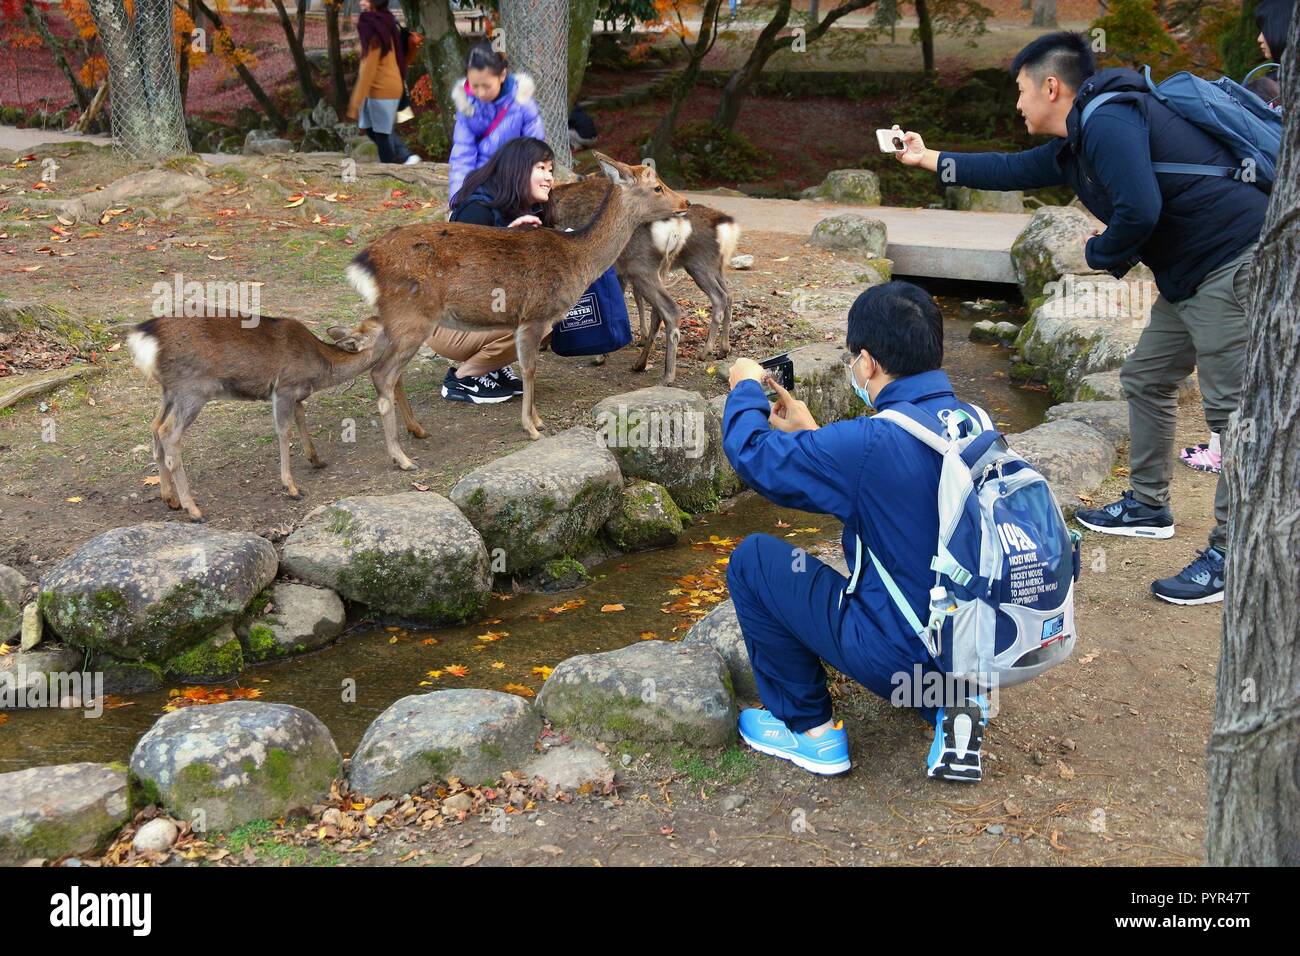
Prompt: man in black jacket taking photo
<box><xmin>893</xmin><ymin>31</ymin><xmax>1268</xmax><ymax>606</ymax></box>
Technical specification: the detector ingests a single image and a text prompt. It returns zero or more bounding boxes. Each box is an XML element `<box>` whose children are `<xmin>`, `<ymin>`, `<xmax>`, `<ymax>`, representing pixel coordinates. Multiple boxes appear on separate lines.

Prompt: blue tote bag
<box><xmin>549</xmin><ymin>266</ymin><xmax>633</xmax><ymax>357</ymax></box>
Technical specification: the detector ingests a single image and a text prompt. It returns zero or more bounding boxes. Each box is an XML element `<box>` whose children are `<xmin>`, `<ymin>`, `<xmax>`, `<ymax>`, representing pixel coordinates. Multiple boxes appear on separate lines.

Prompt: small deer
<box><xmin>345</xmin><ymin>151</ymin><xmax>690</xmax><ymax>468</ymax></box>
<box><xmin>552</xmin><ymin>172</ymin><xmax>740</xmax><ymax>383</ymax></box>
<box><xmin>127</xmin><ymin>314</ymin><xmax>386</xmax><ymax>521</ymax></box>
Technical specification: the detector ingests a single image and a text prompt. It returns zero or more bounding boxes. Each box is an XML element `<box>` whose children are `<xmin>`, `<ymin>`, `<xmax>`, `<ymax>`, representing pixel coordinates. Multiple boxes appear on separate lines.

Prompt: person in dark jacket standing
<box><xmin>893</xmin><ymin>31</ymin><xmax>1266</xmax><ymax>607</ymax></box>
<box><xmin>346</xmin><ymin>0</ymin><xmax>421</xmax><ymax>166</ymax></box>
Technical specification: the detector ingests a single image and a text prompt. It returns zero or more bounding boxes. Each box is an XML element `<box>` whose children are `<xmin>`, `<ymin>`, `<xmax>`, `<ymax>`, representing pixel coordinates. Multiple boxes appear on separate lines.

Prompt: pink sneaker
<box><xmin>1179</xmin><ymin>434</ymin><xmax>1221</xmax><ymax>474</ymax></box>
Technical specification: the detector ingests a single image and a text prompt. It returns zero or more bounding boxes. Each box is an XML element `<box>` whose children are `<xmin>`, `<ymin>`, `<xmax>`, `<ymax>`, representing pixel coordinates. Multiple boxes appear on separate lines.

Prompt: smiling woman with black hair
<box><xmin>420</xmin><ymin>137</ymin><xmax>558</xmax><ymax>405</ymax></box>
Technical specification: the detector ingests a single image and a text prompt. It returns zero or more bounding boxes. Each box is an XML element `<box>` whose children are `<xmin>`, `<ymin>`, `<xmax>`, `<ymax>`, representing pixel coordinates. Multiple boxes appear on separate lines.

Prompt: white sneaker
<box><xmin>403</xmin><ymin>155</ymin><xmax>422</xmax><ymax>166</ymax></box>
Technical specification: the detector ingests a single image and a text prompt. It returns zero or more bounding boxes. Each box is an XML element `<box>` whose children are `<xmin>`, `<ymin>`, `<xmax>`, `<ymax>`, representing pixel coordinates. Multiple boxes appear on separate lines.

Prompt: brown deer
<box><xmin>551</xmin><ymin>172</ymin><xmax>740</xmax><ymax>383</ymax></box>
<box><xmin>126</xmin><ymin>314</ymin><xmax>386</xmax><ymax>521</ymax></box>
<box><xmin>344</xmin><ymin>152</ymin><xmax>690</xmax><ymax>467</ymax></box>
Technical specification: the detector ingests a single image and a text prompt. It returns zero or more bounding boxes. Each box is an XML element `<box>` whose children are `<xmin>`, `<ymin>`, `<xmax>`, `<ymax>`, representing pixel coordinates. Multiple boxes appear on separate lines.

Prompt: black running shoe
<box><xmin>1075</xmin><ymin>489</ymin><xmax>1174</xmax><ymax>539</ymax></box>
<box><xmin>927</xmin><ymin>699</ymin><xmax>985</xmax><ymax>783</ymax></box>
<box><xmin>490</xmin><ymin>364</ymin><xmax>524</xmax><ymax>396</ymax></box>
<box><xmin>440</xmin><ymin>367</ymin><xmax>513</xmax><ymax>404</ymax></box>
<box><xmin>1151</xmin><ymin>547</ymin><xmax>1226</xmax><ymax>605</ymax></box>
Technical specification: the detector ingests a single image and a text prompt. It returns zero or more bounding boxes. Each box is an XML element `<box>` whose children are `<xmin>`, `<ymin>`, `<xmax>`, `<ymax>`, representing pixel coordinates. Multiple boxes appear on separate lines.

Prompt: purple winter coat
<box><xmin>448</xmin><ymin>72</ymin><xmax>547</xmax><ymax>203</ymax></box>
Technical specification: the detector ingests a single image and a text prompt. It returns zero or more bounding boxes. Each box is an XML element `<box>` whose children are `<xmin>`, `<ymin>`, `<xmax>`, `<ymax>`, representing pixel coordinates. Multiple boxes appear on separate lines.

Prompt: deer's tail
<box><xmin>126</xmin><ymin>319</ymin><xmax>161</xmax><ymax>383</ymax></box>
<box><xmin>346</xmin><ymin>249</ymin><xmax>379</xmax><ymax>306</ymax></box>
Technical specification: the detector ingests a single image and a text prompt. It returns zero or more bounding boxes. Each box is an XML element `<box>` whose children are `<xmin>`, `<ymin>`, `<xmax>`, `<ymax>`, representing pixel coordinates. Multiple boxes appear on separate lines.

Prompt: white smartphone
<box><xmin>876</xmin><ymin>127</ymin><xmax>906</xmax><ymax>153</ymax></box>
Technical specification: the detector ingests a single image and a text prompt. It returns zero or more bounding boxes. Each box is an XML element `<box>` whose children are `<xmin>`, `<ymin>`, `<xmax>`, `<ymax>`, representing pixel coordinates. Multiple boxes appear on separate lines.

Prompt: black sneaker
<box><xmin>1151</xmin><ymin>547</ymin><xmax>1226</xmax><ymax>605</ymax></box>
<box><xmin>1075</xmin><ymin>489</ymin><xmax>1174</xmax><ymax>539</ymax></box>
<box><xmin>490</xmin><ymin>364</ymin><xmax>524</xmax><ymax>396</ymax></box>
<box><xmin>926</xmin><ymin>698</ymin><xmax>986</xmax><ymax>783</ymax></box>
<box><xmin>440</xmin><ymin>367</ymin><xmax>513</xmax><ymax>404</ymax></box>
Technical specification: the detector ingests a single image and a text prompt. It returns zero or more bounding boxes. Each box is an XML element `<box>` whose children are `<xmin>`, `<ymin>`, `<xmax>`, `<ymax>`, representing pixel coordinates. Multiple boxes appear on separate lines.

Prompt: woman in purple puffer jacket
<box><xmin>448</xmin><ymin>42</ymin><xmax>548</xmax><ymax>205</ymax></box>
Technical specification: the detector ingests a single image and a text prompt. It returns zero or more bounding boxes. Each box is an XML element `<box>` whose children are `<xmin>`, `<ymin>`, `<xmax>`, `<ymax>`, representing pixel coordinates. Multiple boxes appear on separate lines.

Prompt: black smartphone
<box><xmin>759</xmin><ymin>352</ymin><xmax>795</xmax><ymax>398</ymax></box>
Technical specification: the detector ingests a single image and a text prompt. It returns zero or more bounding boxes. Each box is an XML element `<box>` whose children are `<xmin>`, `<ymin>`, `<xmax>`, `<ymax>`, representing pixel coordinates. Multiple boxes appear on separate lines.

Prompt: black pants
<box><xmin>365</xmin><ymin>128</ymin><xmax>411</xmax><ymax>164</ymax></box>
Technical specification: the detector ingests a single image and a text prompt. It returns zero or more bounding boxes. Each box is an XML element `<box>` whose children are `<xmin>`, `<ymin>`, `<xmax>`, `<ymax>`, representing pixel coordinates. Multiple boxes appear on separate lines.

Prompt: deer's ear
<box><xmin>594</xmin><ymin>152</ymin><xmax>629</xmax><ymax>185</ymax></box>
<box><xmin>324</xmin><ymin>325</ymin><xmax>348</xmax><ymax>342</ymax></box>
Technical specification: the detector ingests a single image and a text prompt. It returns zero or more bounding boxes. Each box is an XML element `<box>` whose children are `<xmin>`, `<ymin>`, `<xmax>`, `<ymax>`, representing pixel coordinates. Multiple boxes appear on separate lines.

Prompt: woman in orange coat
<box><xmin>346</xmin><ymin>0</ymin><xmax>421</xmax><ymax>166</ymax></box>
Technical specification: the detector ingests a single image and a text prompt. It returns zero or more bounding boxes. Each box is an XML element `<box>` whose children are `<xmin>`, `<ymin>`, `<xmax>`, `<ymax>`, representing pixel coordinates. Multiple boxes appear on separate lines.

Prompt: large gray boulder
<box><xmin>348</xmin><ymin>689</ymin><xmax>542</xmax><ymax>796</ymax></box>
<box><xmin>682</xmin><ymin>599</ymin><xmax>757</xmax><ymax>701</ymax></box>
<box><xmin>449</xmin><ymin>427</ymin><xmax>622</xmax><ymax>574</ymax></box>
<box><xmin>37</xmin><ymin>523</ymin><xmax>277</xmax><ymax>664</ymax></box>
<box><xmin>235</xmin><ymin>582</ymin><xmax>346</xmax><ymax>662</ymax></box>
<box><xmin>1011</xmin><ymin>206</ymin><xmax>1108</xmax><ymax>301</ymax></box>
<box><xmin>809</xmin><ymin>213</ymin><xmax>888</xmax><ymax>257</ymax></box>
<box><xmin>800</xmin><ymin>169</ymin><xmax>881</xmax><ymax>205</ymax></box>
<box><xmin>945</xmin><ymin>186</ymin><xmax>1025</xmax><ymax>213</ymax></box>
<box><xmin>537</xmin><ymin>641</ymin><xmax>736</xmax><ymax>745</ymax></box>
<box><xmin>707</xmin><ymin>395</ymin><xmax>746</xmax><ymax>499</ymax></box>
<box><xmin>1044</xmin><ymin>400</ymin><xmax>1130</xmax><ymax>447</ymax></box>
<box><xmin>0</xmin><ymin>564</ymin><xmax>27</xmax><ymax>641</ymax></box>
<box><xmin>1007</xmin><ymin>419</ymin><xmax>1116</xmax><ymax>505</ymax></box>
<box><xmin>280</xmin><ymin>492</ymin><xmax>491</xmax><ymax>623</ymax></box>
<box><xmin>1014</xmin><ymin>273</ymin><xmax>1152</xmax><ymax>400</ymax></box>
<box><xmin>0</xmin><ymin>763</ymin><xmax>129</xmax><ymax>864</ymax></box>
<box><xmin>129</xmin><ymin>701</ymin><xmax>341</xmax><ymax>833</ymax></box>
<box><xmin>591</xmin><ymin>387</ymin><xmax>729</xmax><ymax>513</ymax></box>
<box><xmin>602</xmin><ymin>480</ymin><xmax>686</xmax><ymax>552</ymax></box>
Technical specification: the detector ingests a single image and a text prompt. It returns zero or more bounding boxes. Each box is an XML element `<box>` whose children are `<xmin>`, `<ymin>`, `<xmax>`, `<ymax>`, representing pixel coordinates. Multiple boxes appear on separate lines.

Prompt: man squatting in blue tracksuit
<box><xmin>722</xmin><ymin>281</ymin><xmax>988</xmax><ymax>781</ymax></box>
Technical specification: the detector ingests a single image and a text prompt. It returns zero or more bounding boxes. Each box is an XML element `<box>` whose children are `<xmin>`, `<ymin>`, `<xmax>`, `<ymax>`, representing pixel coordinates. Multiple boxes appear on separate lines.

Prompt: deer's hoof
<box><xmin>310</xmin><ymin>458</ymin><xmax>327</xmax><ymax>470</ymax></box>
<box><xmin>284</xmin><ymin>487</ymin><xmax>303</xmax><ymax>500</ymax></box>
<box><xmin>394</xmin><ymin>456</ymin><xmax>417</xmax><ymax>471</ymax></box>
<box><xmin>408</xmin><ymin>426</ymin><xmax>429</xmax><ymax>439</ymax></box>
<box><xmin>186</xmin><ymin>509</ymin><xmax>205</xmax><ymax>523</ymax></box>
<box><xmin>162</xmin><ymin>494</ymin><xmax>181</xmax><ymax>510</ymax></box>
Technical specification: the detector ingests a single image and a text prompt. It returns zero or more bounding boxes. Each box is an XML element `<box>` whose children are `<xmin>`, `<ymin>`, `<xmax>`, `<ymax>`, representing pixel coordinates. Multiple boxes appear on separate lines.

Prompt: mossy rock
<box><xmin>0</xmin><ymin>763</ymin><xmax>130</xmax><ymax>864</ymax></box>
<box><xmin>163</xmin><ymin>623</ymin><xmax>244</xmax><ymax>683</ymax></box>
<box><xmin>603</xmin><ymin>480</ymin><xmax>686</xmax><ymax>551</ymax></box>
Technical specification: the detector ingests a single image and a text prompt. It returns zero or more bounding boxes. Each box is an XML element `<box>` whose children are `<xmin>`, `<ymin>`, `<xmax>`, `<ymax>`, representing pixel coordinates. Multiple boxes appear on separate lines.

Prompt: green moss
<box><xmin>421</xmin><ymin>748</ymin><xmax>461</xmax><ymax>779</ymax></box>
<box><xmin>541</xmin><ymin>556</ymin><xmax>590</xmax><ymax>584</ymax></box>
<box><xmin>128</xmin><ymin>772</ymin><xmax>163</xmax><ymax>812</ymax></box>
<box><xmin>325</xmin><ymin>506</ymin><xmax>356</xmax><ymax>537</ymax></box>
<box><xmin>164</xmin><ymin>630</ymin><xmax>244</xmax><ymax>682</ymax></box>
<box><xmin>479</xmin><ymin>742</ymin><xmax>504</xmax><ymax>762</ymax></box>
<box><xmin>337</xmin><ymin>547</ymin><xmax>485</xmax><ymax>623</ymax></box>
<box><xmin>261</xmin><ymin>748</ymin><xmax>296</xmax><ymax>801</ymax></box>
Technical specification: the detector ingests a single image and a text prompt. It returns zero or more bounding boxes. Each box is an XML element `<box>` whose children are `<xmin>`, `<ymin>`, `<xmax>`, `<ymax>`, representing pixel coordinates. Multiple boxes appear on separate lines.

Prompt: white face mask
<box><xmin>847</xmin><ymin>352</ymin><xmax>873</xmax><ymax>409</ymax></box>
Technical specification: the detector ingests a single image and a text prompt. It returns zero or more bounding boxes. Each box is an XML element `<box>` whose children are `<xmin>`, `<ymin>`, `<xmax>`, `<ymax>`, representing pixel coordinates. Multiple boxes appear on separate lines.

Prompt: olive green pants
<box><xmin>1119</xmin><ymin>243</ymin><xmax>1256</xmax><ymax>552</ymax></box>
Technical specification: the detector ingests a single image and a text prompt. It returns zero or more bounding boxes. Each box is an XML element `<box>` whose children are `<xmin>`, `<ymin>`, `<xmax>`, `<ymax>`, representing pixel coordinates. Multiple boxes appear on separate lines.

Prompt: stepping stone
<box><xmin>537</xmin><ymin>641</ymin><xmax>736</xmax><ymax>745</ymax></box>
<box><xmin>683</xmin><ymin>599</ymin><xmax>758</xmax><ymax>701</ymax></box>
<box><xmin>0</xmin><ymin>762</ymin><xmax>129</xmax><ymax>865</ymax></box>
<box><xmin>810</xmin><ymin>213</ymin><xmax>887</xmax><ymax>257</ymax></box>
<box><xmin>348</xmin><ymin>689</ymin><xmax>542</xmax><ymax>796</ymax></box>
<box><xmin>236</xmin><ymin>582</ymin><xmax>346</xmax><ymax>662</ymax></box>
<box><xmin>1006</xmin><ymin>419</ymin><xmax>1116</xmax><ymax>507</ymax></box>
<box><xmin>1044</xmin><ymin>401</ymin><xmax>1130</xmax><ymax>448</ymax></box>
<box><xmin>602</xmin><ymin>480</ymin><xmax>686</xmax><ymax>552</ymax></box>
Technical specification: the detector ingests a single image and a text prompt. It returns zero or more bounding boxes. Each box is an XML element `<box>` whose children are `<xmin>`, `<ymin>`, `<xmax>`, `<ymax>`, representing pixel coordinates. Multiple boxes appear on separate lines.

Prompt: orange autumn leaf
<box><xmin>600</xmin><ymin>603</ymin><xmax>625</xmax><ymax>613</ymax></box>
<box><xmin>503</xmin><ymin>683</ymin><xmax>535</xmax><ymax>698</ymax></box>
<box><xmin>163</xmin><ymin>685</ymin><xmax>261</xmax><ymax>711</ymax></box>
<box><xmin>531</xmin><ymin>665</ymin><xmax>554</xmax><ymax>679</ymax></box>
<box><xmin>445</xmin><ymin>664</ymin><xmax>469</xmax><ymax>677</ymax></box>
<box><xmin>639</xmin><ymin>631</ymin><xmax>657</xmax><ymax>640</ymax></box>
<box><xmin>476</xmin><ymin>630</ymin><xmax>509</xmax><ymax>642</ymax></box>
<box><xmin>547</xmin><ymin>599</ymin><xmax>586</xmax><ymax>614</ymax></box>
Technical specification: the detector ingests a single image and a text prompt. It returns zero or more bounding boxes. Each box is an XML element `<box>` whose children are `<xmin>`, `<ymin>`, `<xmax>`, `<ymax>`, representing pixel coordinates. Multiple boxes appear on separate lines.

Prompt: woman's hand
<box><xmin>508</xmin><ymin>215</ymin><xmax>542</xmax><ymax>229</ymax></box>
<box><xmin>767</xmin><ymin>377</ymin><xmax>819</xmax><ymax>432</ymax></box>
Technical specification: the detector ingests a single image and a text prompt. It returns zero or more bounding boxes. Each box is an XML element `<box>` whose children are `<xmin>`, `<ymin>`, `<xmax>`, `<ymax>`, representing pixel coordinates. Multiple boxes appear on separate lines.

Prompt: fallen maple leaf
<box><xmin>284</xmin><ymin>194</ymin><xmax>306</xmax><ymax>207</ymax></box>
<box><xmin>445</xmin><ymin>664</ymin><xmax>469</xmax><ymax>677</ymax></box>
<box><xmin>531</xmin><ymin>665</ymin><xmax>553</xmax><ymax>680</ymax></box>
<box><xmin>600</xmin><ymin>603</ymin><xmax>625</xmax><ymax>613</ymax></box>
<box><xmin>503</xmin><ymin>683</ymin><xmax>535</xmax><ymax>697</ymax></box>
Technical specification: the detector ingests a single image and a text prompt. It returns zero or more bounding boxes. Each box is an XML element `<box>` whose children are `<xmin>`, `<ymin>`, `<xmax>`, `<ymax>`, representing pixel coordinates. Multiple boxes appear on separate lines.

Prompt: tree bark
<box><xmin>915</xmin><ymin>0</ymin><xmax>934</xmax><ymax>75</ymax></box>
<box><xmin>25</xmin><ymin>0</ymin><xmax>92</xmax><ymax>113</ymax></box>
<box><xmin>499</xmin><ymin>0</ymin><xmax>572</xmax><ymax>168</ymax></box>
<box><xmin>271</xmin><ymin>0</ymin><xmax>321</xmax><ymax>108</ymax></box>
<box><xmin>407</xmin><ymin>0</ymin><xmax>467</xmax><ymax>145</ymax></box>
<box><xmin>1205</xmin><ymin>17</ymin><xmax>1300</xmax><ymax>865</ymax></box>
<box><xmin>325</xmin><ymin>0</ymin><xmax>351</xmax><ymax>116</ymax></box>
<box><xmin>712</xmin><ymin>0</ymin><xmax>873</xmax><ymax>132</ymax></box>
<box><xmin>87</xmin><ymin>0</ymin><xmax>191</xmax><ymax>158</ymax></box>
<box><xmin>193</xmin><ymin>0</ymin><xmax>289</xmax><ymax>131</ymax></box>
<box><xmin>297</xmin><ymin>0</ymin><xmax>309</xmax><ymax>46</ymax></box>
<box><xmin>1031</xmin><ymin>0</ymin><xmax>1058</xmax><ymax>28</ymax></box>
<box><xmin>646</xmin><ymin>0</ymin><xmax>723</xmax><ymax>164</ymax></box>
<box><xmin>568</xmin><ymin>0</ymin><xmax>602</xmax><ymax>109</ymax></box>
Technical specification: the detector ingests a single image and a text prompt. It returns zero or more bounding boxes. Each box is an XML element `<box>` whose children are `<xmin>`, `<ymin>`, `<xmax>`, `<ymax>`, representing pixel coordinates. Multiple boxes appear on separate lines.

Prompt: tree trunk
<box><xmin>194</xmin><ymin>0</ymin><xmax>289</xmax><ymax>131</ymax></box>
<box><xmin>809</xmin><ymin>0</ymin><xmax>820</xmax><ymax>27</ymax></box>
<box><xmin>87</xmin><ymin>0</ymin><xmax>191</xmax><ymax>158</ymax></box>
<box><xmin>499</xmin><ymin>0</ymin><xmax>572</xmax><ymax>169</ymax></box>
<box><xmin>407</xmin><ymin>0</ymin><xmax>467</xmax><ymax>145</ymax></box>
<box><xmin>297</xmin><ymin>0</ymin><xmax>309</xmax><ymax>46</ymax></box>
<box><xmin>271</xmin><ymin>0</ymin><xmax>321</xmax><ymax>108</ymax></box>
<box><xmin>568</xmin><ymin>0</ymin><xmax>602</xmax><ymax>109</ymax></box>
<box><xmin>1205</xmin><ymin>18</ymin><xmax>1300</xmax><ymax>866</ymax></box>
<box><xmin>713</xmin><ymin>0</ymin><xmax>792</xmax><ymax>131</ymax></box>
<box><xmin>25</xmin><ymin>0</ymin><xmax>92</xmax><ymax>113</ymax></box>
<box><xmin>325</xmin><ymin>0</ymin><xmax>351</xmax><ymax>116</ymax></box>
<box><xmin>1031</xmin><ymin>0</ymin><xmax>1057</xmax><ymax>28</ymax></box>
<box><xmin>915</xmin><ymin>0</ymin><xmax>934</xmax><ymax>75</ymax></box>
<box><xmin>646</xmin><ymin>0</ymin><xmax>723</xmax><ymax>164</ymax></box>
<box><xmin>713</xmin><ymin>0</ymin><xmax>872</xmax><ymax>132</ymax></box>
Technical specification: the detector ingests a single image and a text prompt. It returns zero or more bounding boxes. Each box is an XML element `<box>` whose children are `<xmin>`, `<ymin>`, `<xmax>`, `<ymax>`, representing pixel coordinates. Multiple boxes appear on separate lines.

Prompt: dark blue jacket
<box><xmin>723</xmin><ymin>370</ymin><xmax>981</xmax><ymax>674</ymax></box>
<box><xmin>938</xmin><ymin>68</ymin><xmax>1267</xmax><ymax>302</ymax></box>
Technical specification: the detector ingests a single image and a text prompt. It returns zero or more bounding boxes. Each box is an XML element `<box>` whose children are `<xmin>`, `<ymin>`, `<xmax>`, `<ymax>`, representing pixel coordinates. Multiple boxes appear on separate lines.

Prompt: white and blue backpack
<box><xmin>865</xmin><ymin>402</ymin><xmax>1081</xmax><ymax>689</ymax></box>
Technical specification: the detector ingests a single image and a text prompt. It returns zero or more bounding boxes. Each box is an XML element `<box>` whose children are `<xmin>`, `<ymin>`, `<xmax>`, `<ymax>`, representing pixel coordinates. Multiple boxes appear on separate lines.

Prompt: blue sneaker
<box><xmin>926</xmin><ymin>698</ymin><xmax>985</xmax><ymax>783</ymax></box>
<box><xmin>1151</xmin><ymin>547</ymin><xmax>1225</xmax><ymax>605</ymax></box>
<box><xmin>738</xmin><ymin>708</ymin><xmax>851</xmax><ymax>776</ymax></box>
<box><xmin>1075</xmin><ymin>489</ymin><xmax>1174</xmax><ymax>539</ymax></box>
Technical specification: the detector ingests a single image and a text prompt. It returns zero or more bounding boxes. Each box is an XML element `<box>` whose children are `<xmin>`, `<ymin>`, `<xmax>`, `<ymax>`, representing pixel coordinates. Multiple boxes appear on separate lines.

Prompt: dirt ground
<box><xmin>1</xmin><ymin>143</ymin><xmax>1224</xmax><ymax>867</ymax></box>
